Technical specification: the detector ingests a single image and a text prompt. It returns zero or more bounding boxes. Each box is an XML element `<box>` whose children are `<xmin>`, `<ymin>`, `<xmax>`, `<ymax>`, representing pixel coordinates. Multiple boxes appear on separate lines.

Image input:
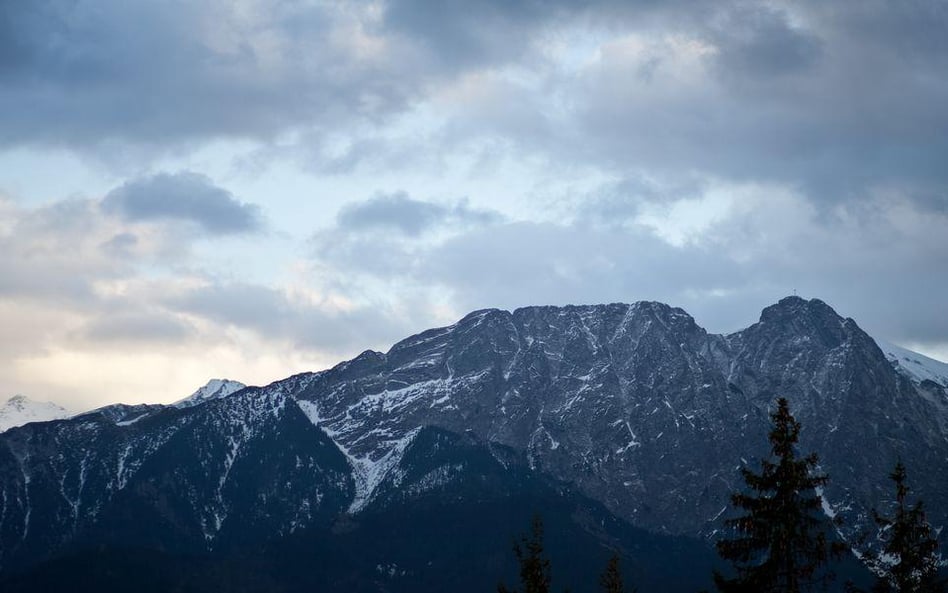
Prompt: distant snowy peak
<box><xmin>876</xmin><ymin>339</ymin><xmax>948</xmax><ymax>388</ymax></box>
<box><xmin>0</xmin><ymin>395</ymin><xmax>73</xmax><ymax>433</ymax></box>
<box><xmin>173</xmin><ymin>379</ymin><xmax>246</xmax><ymax>408</ymax></box>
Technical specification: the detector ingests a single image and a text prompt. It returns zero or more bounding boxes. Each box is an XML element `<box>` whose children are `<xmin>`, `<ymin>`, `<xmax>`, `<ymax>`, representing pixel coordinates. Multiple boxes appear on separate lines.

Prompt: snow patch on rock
<box><xmin>296</xmin><ymin>399</ymin><xmax>420</xmax><ymax>513</ymax></box>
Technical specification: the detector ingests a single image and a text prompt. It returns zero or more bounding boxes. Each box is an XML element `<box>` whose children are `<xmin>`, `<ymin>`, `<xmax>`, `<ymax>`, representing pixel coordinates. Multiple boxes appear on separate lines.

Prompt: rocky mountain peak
<box><xmin>173</xmin><ymin>378</ymin><xmax>246</xmax><ymax>408</ymax></box>
<box><xmin>754</xmin><ymin>296</ymin><xmax>855</xmax><ymax>348</ymax></box>
<box><xmin>726</xmin><ymin>297</ymin><xmax>897</xmax><ymax>408</ymax></box>
<box><xmin>0</xmin><ymin>394</ymin><xmax>72</xmax><ymax>433</ymax></box>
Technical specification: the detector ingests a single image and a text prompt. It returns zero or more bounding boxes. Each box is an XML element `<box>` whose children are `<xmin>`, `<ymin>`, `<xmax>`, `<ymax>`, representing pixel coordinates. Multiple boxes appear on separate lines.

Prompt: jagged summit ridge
<box><xmin>750</xmin><ymin>296</ymin><xmax>858</xmax><ymax>351</ymax></box>
<box><xmin>174</xmin><ymin>378</ymin><xmax>247</xmax><ymax>408</ymax></box>
<box><xmin>296</xmin><ymin>297</ymin><xmax>946</xmax><ymax>536</ymax></box>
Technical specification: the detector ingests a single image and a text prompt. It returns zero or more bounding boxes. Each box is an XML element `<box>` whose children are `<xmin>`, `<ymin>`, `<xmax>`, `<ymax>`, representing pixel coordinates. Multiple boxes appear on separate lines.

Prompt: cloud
<box><xmin>410</xmin><ymin>1</ymin><xmax>948</xmax><ymax>211</ymax></box>
<box><xmin>379</xmin><ymin>0</ymin><xmax>716</xmax><ymax>71</ymax></box>
<box><xmin>4</xmin><ymin>0</ymin><xmax>948</xmax><ymax>408</ymax></box>
<box><xmin>709</xmin><ymin>6</ymin><xmax>824</xmax><ymax>77</ymax></box>
<box><xmin>0</xmin><ymin>198</ymin><xmax>126</xmax><ymax>303</ymax></box>
<box><xmin>380</xmin><ymin>0</ymin><xmax>564</xmax><ymax>69</ymax></box>
<box><xmin>0</xmin><ymin>190</ymin><xmax>417</xmax><ymax>409</ymax></box>
<box><xmin>164</xmin><ymin>281</ymin><xmax>419</xmax><ymax>353</ymax></box>
<box><xmin>336</xmin><ymin>192</ymin><xmax>502</xmax><ymax>237</ymax></box>
<box><xmin>77</xmin><ymin>311</ymin><xmax>196</xmax><ymax>344</ymax></box>
<box><xmin>0</xmin><ymin>0</ymin><xmax>422</xmax><ymax>152</ymax></box>
<box><xmin>3</xmin><ymin>0</ymin><xmax>946</xmax><ymax>215</ymax></box>
<box><xmin>101</xmin><ymin>171</ymin><xmax>263</xmax><ymax>234</ymax></box>
<box><xmin>306</xmin><ymin>182</ymin><xmax>948</xmax><ymax>351</ymax></box>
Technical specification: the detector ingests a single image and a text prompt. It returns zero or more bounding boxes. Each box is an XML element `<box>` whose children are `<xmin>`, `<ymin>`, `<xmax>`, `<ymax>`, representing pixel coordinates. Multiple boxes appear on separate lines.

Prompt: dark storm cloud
<box><xmin>102</xmin><ymin>172</ymin><xmax>263</xmax><ymax>234</ymax></box>
<box><xmin>709</xmin><ymin>6</ymin><xmax>823</xmax><ymax>77</ymax></box>
<box><xmin>0</xmin><ymin>0</ymin><xmax>418</xmax><ymax>150</ymax></box>
<box><xmin>336</xmin><ymin>192</ymin><xmax>502</xmax><ymax>236</ymax></box>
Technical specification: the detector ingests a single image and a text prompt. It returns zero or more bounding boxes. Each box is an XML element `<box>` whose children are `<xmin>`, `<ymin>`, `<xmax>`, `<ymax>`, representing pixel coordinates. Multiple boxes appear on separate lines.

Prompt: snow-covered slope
<box><xmin>173</xmin><ymin>378</ymin><xmax>246</xmax><ymax>408</ymax></box>
<box><xmin>0</xmin><ymin>395</ymin><xmax>72</xmax><ymax>432</ymax></box>
<box><xmin>876</xmin><ymin>339</ymin><xmax>948</xmax><ymax>388</ymax></box>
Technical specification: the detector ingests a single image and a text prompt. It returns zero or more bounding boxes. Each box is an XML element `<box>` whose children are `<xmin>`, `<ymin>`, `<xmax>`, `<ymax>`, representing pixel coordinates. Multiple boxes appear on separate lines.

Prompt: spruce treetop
<box><xmin>714</xmin><ymin>397</ymin><xmax>841</xmax><ymax>593</ymax></box>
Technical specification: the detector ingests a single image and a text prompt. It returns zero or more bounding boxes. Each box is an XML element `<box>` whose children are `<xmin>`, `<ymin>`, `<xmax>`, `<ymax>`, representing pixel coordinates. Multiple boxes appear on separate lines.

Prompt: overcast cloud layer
<box><xmin>1</xmin><ymin>0</ymin><xmax>946</xmax><ymax>410</ymax></box>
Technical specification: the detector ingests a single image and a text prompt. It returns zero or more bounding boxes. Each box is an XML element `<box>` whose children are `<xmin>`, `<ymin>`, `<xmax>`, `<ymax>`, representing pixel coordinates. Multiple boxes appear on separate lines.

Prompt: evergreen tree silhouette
<box><xmin>714</xmin><ymin>397</ymin><xmax>841</xmax><ymax>593</ymax></box>
<box><xmin>600</xmin><ymin>553</ymin><xmax>633</xmax><ymax>593</ymax></box>
<box><xmin>498</xmin><ymin>515</ymin><xmax>552</xmax><ymax>593</ymax></box>
<box><xmin>861</xmin><ymin>461</ymin><xmax>945</xmax><ymax>593</ymax></box>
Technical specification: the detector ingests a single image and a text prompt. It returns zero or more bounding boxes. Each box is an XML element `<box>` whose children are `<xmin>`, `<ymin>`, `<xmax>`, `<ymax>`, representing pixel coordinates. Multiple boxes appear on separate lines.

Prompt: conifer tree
<box><xmin>863</xmin><ymin>461</ymin><xmax>944</xmax><ymax>593</ymax></box>
<box><xmin>498</xmin><ymin>515</ymin><xmax>552</xmax><ymax>593</ymax></box>
<box><xmin>714</xmin><ymin>397</ymin><xmax>841</xmax><ymax>593</ymax></box>
<box><xmin>600</xmin><ymin>553</ymin><xmax>633</xmax><ymax>593</ymax></box>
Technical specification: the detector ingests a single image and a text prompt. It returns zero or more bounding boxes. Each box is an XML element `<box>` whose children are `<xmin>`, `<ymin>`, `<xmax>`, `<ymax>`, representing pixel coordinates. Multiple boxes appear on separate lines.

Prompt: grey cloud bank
<box><xmin>1</xmin><ymin>0</ymin><xmax>947</xmax><ymax>407</ymax></box>
<box><xmin>0</xmin><ymin>1</ymin><xmax>420</xmax><ymax>152</ymax></box>
<box><xmin>3</xmin><ymin>0</ymin><xmax>947</xmax><ymax>209</ymax></box>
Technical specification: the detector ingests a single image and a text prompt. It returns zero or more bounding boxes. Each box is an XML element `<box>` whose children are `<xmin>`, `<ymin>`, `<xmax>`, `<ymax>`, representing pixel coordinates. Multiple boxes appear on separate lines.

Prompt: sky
<box><xmin>2</xmin><ymin>0</ymin><xmax>947</xmax><ymax>411</ymax></box>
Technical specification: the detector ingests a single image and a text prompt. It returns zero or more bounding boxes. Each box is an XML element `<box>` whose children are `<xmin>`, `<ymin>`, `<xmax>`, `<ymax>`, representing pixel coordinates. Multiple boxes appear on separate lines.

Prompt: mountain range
<box><xmin>0</xmin><ymin>296</ymin><xmax>945</xmax><ymax>592</ymax></box>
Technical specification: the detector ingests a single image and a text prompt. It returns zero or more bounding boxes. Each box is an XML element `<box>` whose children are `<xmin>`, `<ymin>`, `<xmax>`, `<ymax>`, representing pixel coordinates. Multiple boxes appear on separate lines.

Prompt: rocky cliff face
<box><xmin>0</xmin><ymin>297</ymin><xmax>945</xmax><ymax>578</ymax></box>
<box><xmin>291</xmin><ymin>297</ymin><xmax>948</xmax><ymax>537</ymax></box>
